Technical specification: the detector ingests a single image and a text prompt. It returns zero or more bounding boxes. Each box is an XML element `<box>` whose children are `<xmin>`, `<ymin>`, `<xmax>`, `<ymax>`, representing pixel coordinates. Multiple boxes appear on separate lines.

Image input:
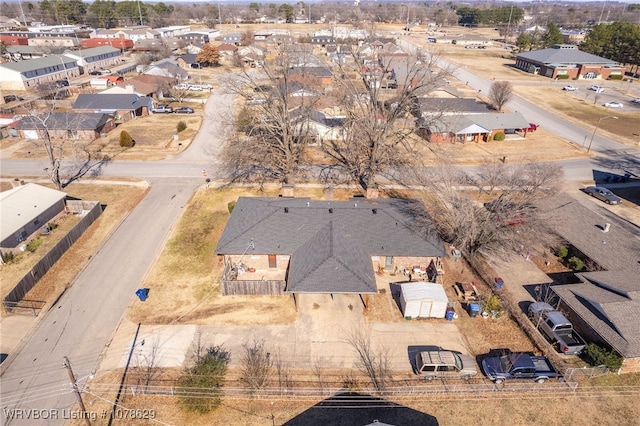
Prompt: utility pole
<box><xmin>137</xmin><ymin>0</ymin><xmax>144</xmax><ymax>26</ymax></box>
<box><xmin>63</xmin><ymin>356</ymin><xmax>91</xmax><ymax>426</ymax></box>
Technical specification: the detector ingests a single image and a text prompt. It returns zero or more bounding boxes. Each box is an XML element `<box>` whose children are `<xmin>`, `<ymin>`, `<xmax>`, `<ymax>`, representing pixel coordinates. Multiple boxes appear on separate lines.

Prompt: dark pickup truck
<box><xmin>481</xmin><ymin>352</ymin><xmax>559</xmax><ymax>384</ymax></box>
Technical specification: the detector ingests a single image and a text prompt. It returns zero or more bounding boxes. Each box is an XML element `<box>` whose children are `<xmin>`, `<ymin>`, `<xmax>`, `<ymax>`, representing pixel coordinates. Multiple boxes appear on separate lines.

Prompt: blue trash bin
<box><xmin>468</xmin><ymin>303</ymin><xmax>480</xmax><ymax>317</ymax></box>
<box><xmin>136</xmin><ymin>288</ymin><xmax>149</xmax><ymax>302</ymax></box>
<box><xmin>445</xmin><ymin>308</ymin><xmax>455</xmax><ymax>321</ymax></box>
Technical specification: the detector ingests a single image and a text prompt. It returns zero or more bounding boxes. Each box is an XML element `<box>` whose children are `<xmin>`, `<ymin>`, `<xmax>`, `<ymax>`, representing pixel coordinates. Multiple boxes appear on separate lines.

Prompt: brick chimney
<box><xmin>366</xmin><ymin>185</ymin><xmax>379</xmax><ymax>199</ymax></box>
<box><xmin>280</xmin><ymin>184</ymin><xmax>294</xmax><ymax>198</ymax></box>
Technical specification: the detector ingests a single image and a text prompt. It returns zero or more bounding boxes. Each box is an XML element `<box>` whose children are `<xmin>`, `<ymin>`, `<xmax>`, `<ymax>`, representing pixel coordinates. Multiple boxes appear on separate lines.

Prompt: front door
<box><xmin>268</xmin><ymin>254</ymin><xmax>277</xmax><ymax>268</ymax></box>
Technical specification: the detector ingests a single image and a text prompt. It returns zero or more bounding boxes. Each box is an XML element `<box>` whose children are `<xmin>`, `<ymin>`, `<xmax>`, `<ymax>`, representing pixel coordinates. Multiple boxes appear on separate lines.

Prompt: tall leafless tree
<box><xmin>322</xmin><ymin>45</ymin><xmax>454</xmax><ymax>190</ymax></box>
<box><xmin>21</xmin><ymin>99</ymin><xmax>118</xmax><ymax>189</ymax></box>
<box><xmin>489</xmin><ymin>81</ymin><xmax>513</xmax><ymax>112</ymax></box>
<box><xmin>240</xmin><ymin>339</ymin><xmax>272</xmax><ymax>390</ymax></box>
<box><xmin>219</xmin><ymin>50</ymin><xmax>319</xmax><ymax>185</ymax></box>
<box><xmin>413</xmin><ymin>160</ymin><xmax>563</xmax><ymax>257</ymax></box>
<box><xmin>346</xmin><ymin>327</ymin><xmax>392</xmax><ymax>392</ymax></box>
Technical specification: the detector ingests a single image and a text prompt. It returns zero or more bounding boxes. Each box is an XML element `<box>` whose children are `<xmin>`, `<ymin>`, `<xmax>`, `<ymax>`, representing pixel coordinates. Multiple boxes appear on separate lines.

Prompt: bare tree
<box><xmin>219</xmin><ymin>51</ymin><xmax>318</xmax><ymax>185</ymax></box>
<box><xmin>273</xmin><ymin>348</ymin><xmax>293</xmax><ymax>394</ymax></box>
<box><xmin>489</xmin><ymin>81</ymin><xmax>513</xmax><ymax>112</ymax></box>
<box><xmin>322</xmin><ymin>45</ymin><xmax>453</xmax><ymax>190</ymax></box>
<box><xmin>417</xmin><ymin>160</ymin><xmax>563</xmax><ymax>257</ymax></box>
<box><xmin>240</xmin><ymin>339</ymin><xmax>272</xmax><ymax>390</ymax></box>
<box><xmin>346</xmin><ymin>327</ymin><xmax>392</xmax><ymax>392</ymax></box>
<box><xmin>21</xmin><ymin>105</ymin><xmax>117</xmax><ymax>190</ymax></box>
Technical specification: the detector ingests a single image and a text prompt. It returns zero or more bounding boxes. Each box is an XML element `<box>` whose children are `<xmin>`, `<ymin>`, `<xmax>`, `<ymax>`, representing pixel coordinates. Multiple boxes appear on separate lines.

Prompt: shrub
<box><xmin>26</xmin><ymin>238</ymin><xmax>42</xmax><ymax>253</ymax></box>
<box><xmin>567</xmin><ymin>256</ymin><xmax>584</xmax><ymax>271</ymax></box>
<box><xmin>482</xmin><ymin>294</ymin><xmax>502</xmax><ymax>313</ymax></box>
<box><xmin>607</xmin><ymin>74</ymin><xmax>623</xmax><ymax>80</ymax></box>
<box><xmin>47</xmin><ymin>222</ymin><xmax>58</xmax><ymax>230</ymax></box>
<box><xmin>2</xmin><ymin>251</ymin><xmax>16</xmax><ymax>264</ymax></box>
<box><xmin>178</xmin><ymin>345</ymin><xmax>229</xmax><ymax>413</ymax></box>
<box><xmin>556</xmin><ymin>245</ymin><xmax>569</xmax><ymax>259</ymax></box>
<box><xmin>119</xmin><ymin>130</ymin><xmax>134</xmax><ymax>147</ymax></box>
<box><xmin>583</xmin><ymin>343</ymin><xmax>623</xmax><ymax>369</ymax></box>
<box><xmin>176</xmin><ymin>121</ymin><xmax>187</xmax><ymax>133</ymax></box>
<box><xmin>556</xmin><ymin>74</ymin><xmax>570</xmax><ymax>80</ymax></box>
<box><xmin>493</xmin><ymin>132</ymin><xmax>506</xmax><ymax>141</ymax></box>
<box><xmin>227</xmin><ymin>201</ymin><xmax>236</xmax><ymax>214</ymax></box>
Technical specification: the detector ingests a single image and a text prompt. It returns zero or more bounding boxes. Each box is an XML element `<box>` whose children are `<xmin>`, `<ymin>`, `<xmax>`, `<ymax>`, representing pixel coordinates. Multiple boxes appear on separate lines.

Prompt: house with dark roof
<box><xmin>514</xmin><ymin>44</ymin><xmax>624</xmax><ymax>80</ymax></box>
<box><xmin>72</xmin><ymin>94</ymin><xmax>152</xmax><ymax>121</ymax></box>
<box><xmin>537</xmin><ymin>194</ymin><xmax>640</xmax><ymax>372</ymax></box>
<box><xmin>175</xmin><ymin>53</ymin><xmax>198</xmax><ymax>69</ymax></box>
<box><xmin>15</xmin><ymin>112</ymin><xmax>115</xmax><ymax>141</ymax></box>
<box><xmin>215</xmin><ymin>197</ymin><xmax>446</xmax><ymax>298</ymax></box>
<box><xmin>411</xmin><ymin>98</ymin><xmax>489</xmax><ymax>118</ymax></box>
<box><xmin>416</xmin><ymin>112</ymin><xmax>530</xmax><ymax>143</ymax></box>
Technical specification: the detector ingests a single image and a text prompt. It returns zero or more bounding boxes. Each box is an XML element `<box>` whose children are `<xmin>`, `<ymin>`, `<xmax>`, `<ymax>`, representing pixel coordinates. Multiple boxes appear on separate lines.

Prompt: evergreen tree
<box><xmin>543</xmin><ymin>23</ymin><xmax>564</xmax><ymax>48</ymax></box>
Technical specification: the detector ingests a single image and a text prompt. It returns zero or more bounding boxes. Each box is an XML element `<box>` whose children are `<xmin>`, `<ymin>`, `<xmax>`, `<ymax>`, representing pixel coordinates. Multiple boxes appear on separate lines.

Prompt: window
<box><xmin>420</xmin><ymin>365</ymin><xmax>436</xmax><ymax>373</ymax></box>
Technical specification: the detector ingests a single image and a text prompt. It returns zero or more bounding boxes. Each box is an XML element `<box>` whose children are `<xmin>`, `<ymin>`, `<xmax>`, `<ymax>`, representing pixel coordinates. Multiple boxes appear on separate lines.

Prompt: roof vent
<box><xmin>372</xmin><ymin>208</ymin><xmax>377</xmax><ymax>214</ymax></box>
<box><xmin>354</xmin><ymin>203</ymin><xmax>357</xmax><ymax>207</ymax></box>
<box><xmin>329</xmin><ymin>208</ymin><xmax>333</xmax><ymax>213</ymax></box>
<box><xmin>284</xmin><ymin>207</ymin><xmax>289</xmax><ymax>213</ymax></box>
<box><xmin>306</xmin><ymin>202</ymin><xmax>310</xmax><ymax>207</ymax></box>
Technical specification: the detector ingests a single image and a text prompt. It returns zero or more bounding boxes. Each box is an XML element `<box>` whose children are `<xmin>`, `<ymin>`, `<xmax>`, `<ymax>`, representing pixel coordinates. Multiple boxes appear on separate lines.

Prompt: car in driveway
<box><xmin>414</xmin><ymin>348</ymin><xmax>478</xmax><ymax>380</ymax></box>
<box><xmin>174</xmin><ymin>106</ymin><xmax>194</xmax><ymax>114</ymax></box>
<box><xmin>588</xmin><ymin>85</ymin><xmax>604</xmax><ymax>93</ymax></box>
<box><xmin>603</xmin><ymin>101</ymin><xmax>623</xmax><ymax>108</ymax></box>
<box><xmin>517</xmin><ymin>123</ymin><xmax>539</xmax><ymax>132</ymax></box>
<box><xmin>562</xmin><ymin>85</ymin><xmax>578</xmax><ymax>91</ymax></box>
<box><xmin>89</xmin><ymin>70</ymin><xmax>101</xmax><ymax>76</ymax></box>
<box><xmin>583</xmin><ymin>186</ymin><xmax>622</xmax><ymax>205</ymax></box>
<box><xmin>151</xmin><ymin>104</ymin><xmax>173</xmax><ymax>113</ymax></box>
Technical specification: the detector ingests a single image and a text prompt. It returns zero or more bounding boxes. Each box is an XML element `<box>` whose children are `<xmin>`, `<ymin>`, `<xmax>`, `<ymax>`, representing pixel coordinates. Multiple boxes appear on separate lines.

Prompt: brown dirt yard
<box><xmin>0</xmin><ymin>181</ymin><xmax>148</xmax><ymax>315</ymax></box>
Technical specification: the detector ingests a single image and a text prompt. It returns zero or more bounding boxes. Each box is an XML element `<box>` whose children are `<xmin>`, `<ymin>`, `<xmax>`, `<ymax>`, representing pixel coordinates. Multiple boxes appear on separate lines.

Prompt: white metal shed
<box><xmin>399</xmin><ymin>282</ymin><xmax>448</xmax><ymax>319</ymax></box>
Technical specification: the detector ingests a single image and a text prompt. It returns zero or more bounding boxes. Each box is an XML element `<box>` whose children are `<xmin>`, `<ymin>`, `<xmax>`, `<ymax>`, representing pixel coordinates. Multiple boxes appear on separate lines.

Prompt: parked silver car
<box><xmin>583</xmin><ymin>186</ymin><xmax>622</xmax><ymax>205</ymax></box>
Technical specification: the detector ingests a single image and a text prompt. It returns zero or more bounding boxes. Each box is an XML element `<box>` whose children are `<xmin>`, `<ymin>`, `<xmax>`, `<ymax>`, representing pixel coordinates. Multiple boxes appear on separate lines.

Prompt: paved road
<box><xmin>0</xmin><ymin>89</ymin><xmax>230</xmax><ymax>425</ymax></box>
<box><xmin>0</xmin><ymin>54</ymin><xmax>638</xmax><ymax>425</ymax></box>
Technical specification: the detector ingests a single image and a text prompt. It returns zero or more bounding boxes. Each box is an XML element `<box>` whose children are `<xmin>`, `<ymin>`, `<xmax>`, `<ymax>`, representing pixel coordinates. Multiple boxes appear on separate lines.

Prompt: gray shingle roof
<box><xmin>414</xmin><ymin>98</ymin><xmax>489</xmax><ymax>115</ymax></box>
<box><xmin>16</xmin><ymin>112</ymin><xmax>109</xmax><ymax>130</ymax></box>
<box><xmin>516</xmin><ymin>45</ymin><xmax>618</xmax><ymax>66</ymax></box>
<box><xmin>72</xmin><ymin>94</ymin><xmax>151</xmax><ymax>111</ymax></box>
<box><xmin>471</xmin><ymin>112</ymin><xmax>530</xmax><ymax>130</ymax></box>
<box><xmin>0</xmin><ymin>54</ymin><xmax>77</xmax><ymax>73</ymax></box>
<box><xmin>541</xmin><ymin>193</ymin><xmax>640</xmax><ymax>357</ymax></box>
<box><xmin>216</xmin><ymin>197</ymin><xmax>446</xmax><ymax>294</ymax></box>
<box><xmin>64</xmin><ymin>46</ymin><xmax>119</xmax><ymax>58</ymax></box>
<box><xmin>289</xmin><ymin>66</ymin><xmax>333</xmax><ymax>78</ymax></box>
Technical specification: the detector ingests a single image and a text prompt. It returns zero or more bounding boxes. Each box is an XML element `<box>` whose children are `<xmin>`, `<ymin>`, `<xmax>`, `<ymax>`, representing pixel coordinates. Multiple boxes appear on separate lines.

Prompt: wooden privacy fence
<box><xmin>3</xmin><ymin>201</ymin><xmax>102</xmax><ymax>311</ymax></box>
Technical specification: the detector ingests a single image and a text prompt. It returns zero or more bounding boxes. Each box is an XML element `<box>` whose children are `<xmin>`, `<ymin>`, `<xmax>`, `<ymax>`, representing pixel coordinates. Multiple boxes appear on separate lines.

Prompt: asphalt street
<box><xmin>0</xmin><ymin>53</ymin><xmax>638</xmax><ymax>425</ymax></box>
<box><xmin>0</xmin><ymin>88</ymin><xmax>229</xmax><ymax>424</ymax></box>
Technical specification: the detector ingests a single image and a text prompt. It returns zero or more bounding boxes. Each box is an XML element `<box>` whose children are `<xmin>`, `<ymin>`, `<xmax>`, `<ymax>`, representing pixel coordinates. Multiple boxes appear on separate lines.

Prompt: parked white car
<box><xmin>188</xmin><ymin>85</ymin><xmax>203</xmax><ymax>91</ymax></box>
<box><xmin>589</xmin><ymin>85</ymin><xmax>604</xmax><ymax>93</ymax></box>
<box><xmin>562</xmin><ymin>85</ymin><xmax>578</xmax><ymax>91</ymax></box>
<box><xmin>603</xmin><ymin>101</ymin><xmax>623</xmax><ymax>108</ymax></box>
<box><xmin>632</xmin><ymin>98</ymin><xmax>640</xmax><ymax>104</ymax></box>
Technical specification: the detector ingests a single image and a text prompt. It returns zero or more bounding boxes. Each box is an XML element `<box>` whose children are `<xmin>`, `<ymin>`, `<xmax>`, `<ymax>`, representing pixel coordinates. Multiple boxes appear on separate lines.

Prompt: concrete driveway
<box><xmin>100</xmin><ymin>292</ymin><xmax>469</xmax><ymax>376</ymax></box>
